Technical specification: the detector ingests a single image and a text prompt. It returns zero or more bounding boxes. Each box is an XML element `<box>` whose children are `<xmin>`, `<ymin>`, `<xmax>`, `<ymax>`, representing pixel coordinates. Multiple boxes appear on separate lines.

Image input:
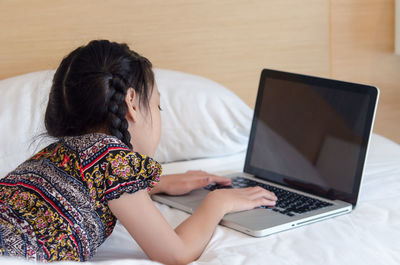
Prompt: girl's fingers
<box><xmin>188</xmin><ymin>177</ymin><xmax>212</xmax><ymax>190</ymax></box>
<box><xmin>181</xmin><ymin>174</ymin><xmax>231</xmax><ymax>193</ymax></box>
<box><xmin>254</xmin><ymin>197</ymin><xmax>276</xmax><ymax>207</ymax></box>
<box><xmin>245</xmin><ymin>186</ymin><xmax>278</xmax><ymax>201</ymax></box>
<box><xmin>186</xmin><ymin>171</ymin><xmax>231</xmax><ymax>185</ymax></box>
<box><xmin>210</xmin><ymin>176</ymin><xmax>232</xmax><ymax>185</ymax></box>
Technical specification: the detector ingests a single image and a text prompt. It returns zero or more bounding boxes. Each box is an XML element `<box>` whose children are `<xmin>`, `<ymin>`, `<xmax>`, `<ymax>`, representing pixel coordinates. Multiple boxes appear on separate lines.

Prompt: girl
<box><xmin>0</xmin><ymin>40</ymin><xmax>277</xmax><ymax>264</ymax></box>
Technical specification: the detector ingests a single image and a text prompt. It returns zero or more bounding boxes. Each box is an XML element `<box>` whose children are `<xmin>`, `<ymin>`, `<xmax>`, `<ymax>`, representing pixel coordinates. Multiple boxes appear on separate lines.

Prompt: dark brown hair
<box><xmin>44</xmin><ymin>40</ymin><xmax>154</xmax><ymax>149</ymax></box>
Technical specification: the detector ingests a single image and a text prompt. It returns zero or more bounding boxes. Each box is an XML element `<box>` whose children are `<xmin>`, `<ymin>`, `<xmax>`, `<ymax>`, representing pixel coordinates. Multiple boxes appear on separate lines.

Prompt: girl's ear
<box><xmin>125</xmin><ymin>87</ymin><xmax>138</xmax><ymax>122</ymax></box>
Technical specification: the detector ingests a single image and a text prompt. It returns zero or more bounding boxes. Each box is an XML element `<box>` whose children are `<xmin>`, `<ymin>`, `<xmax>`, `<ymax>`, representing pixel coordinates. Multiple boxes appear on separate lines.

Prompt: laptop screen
<box><xmin>244</xmin><ymin>69</ymin><xmax>379</xmax><ymax>206</ymax></box>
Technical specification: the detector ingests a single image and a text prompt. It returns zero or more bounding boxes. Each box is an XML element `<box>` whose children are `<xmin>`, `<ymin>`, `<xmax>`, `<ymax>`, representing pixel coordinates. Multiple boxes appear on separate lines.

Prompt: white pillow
<box><xmin>153</xmin><ymin>69</ymin><xmax>252</xmax><ymax>162</ymax></box>
<box><xmin>0</xmin><ymin>69</ymin><xmax>252</xmax><ymax>177</ymax></box>
<box><xmin>0</xmin><ymin>70</ymin><xmax>55</xmax><ymax>177</ymax></box>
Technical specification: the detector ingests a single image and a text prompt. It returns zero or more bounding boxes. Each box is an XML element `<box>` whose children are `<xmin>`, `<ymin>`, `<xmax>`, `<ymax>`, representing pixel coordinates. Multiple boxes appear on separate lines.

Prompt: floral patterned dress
<box><xmin>0</xmin><ymin>133</ymin><xmax>161</xmax><ymax>261</ymax></box>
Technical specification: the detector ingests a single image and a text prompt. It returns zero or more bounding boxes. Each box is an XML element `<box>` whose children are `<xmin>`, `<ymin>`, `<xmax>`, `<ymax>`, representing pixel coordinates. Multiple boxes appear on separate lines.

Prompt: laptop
<box><xmin>152</xmin><ymin>69</ymin><xmax>379</xmax><ymax>237</ymax></box>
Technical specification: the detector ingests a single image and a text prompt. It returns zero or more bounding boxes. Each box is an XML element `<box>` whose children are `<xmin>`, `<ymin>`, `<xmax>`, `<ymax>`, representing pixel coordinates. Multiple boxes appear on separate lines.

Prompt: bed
<box><xmin>0</xmin><ymin>69</ymin><xmax>399</xmax><ymax>265</ymax></box>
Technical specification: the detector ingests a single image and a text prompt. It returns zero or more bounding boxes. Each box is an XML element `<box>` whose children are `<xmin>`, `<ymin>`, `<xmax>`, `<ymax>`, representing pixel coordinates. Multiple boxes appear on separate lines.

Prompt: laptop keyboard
<box><xmin>204</xmin><ymin>177</ymin><xmax>333</xmax><ymax>217</ymax></box>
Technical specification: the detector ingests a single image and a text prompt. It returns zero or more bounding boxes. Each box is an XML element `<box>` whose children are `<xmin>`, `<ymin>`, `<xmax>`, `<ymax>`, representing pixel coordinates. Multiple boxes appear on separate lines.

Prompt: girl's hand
<box><xmin>150</xmin><ymin>170</ymin><xmax>232</xmax><ymax>196</ymax></box>
<box><xmin>110</xmin><ymin>182</ymin><xmax>277</xmax><ymax>264</ymax></box>
<box><xmin>207</xmin><ymin>186</ymin><xmax>278</xmax><ymax>214</ymax></box>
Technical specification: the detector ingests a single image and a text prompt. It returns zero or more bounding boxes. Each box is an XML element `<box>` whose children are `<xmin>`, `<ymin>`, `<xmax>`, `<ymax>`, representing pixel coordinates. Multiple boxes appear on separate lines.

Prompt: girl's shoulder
<box><xmin>70</xmin><ymin>133</ymin><xmax>162</xmax><ymax>201</ymax></box>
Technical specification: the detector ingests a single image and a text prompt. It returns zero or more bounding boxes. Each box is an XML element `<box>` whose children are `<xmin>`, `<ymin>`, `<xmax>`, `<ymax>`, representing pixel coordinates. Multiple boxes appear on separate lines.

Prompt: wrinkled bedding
<box><xmin>2</xmin><ymin>133</ymin><xmax>399</xmax><ymax>265</ymax></box>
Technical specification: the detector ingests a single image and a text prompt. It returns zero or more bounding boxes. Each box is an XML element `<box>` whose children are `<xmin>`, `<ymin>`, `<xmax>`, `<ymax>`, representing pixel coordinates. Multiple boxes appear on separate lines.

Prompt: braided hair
<box><xmin>44</xmin><ymin>40</ymin><xmax>155</xmax><ymax>149</ymax></box>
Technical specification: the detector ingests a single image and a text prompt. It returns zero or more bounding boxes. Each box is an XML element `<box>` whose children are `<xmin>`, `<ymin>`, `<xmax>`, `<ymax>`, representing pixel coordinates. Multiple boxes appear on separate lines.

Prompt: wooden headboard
<box><xmin>1</xmin><ymin>0</ymin><xmax>399</xmax><ymax>143</ymax></box>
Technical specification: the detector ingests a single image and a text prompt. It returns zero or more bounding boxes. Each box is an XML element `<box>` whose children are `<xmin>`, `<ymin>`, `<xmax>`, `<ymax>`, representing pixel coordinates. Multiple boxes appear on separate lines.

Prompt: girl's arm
<box><xmin>149</xmin><ymin>170</ymin><xmax>232</xmax><ymax>196</ymax></box>
<box><xmin>108</xmin><ymin>187</ymin><xmax>277</xmax><ymax>265</ymax></box>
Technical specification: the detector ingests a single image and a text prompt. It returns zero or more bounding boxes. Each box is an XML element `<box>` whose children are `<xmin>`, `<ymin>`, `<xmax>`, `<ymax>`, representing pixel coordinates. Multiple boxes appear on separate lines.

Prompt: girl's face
<box><xmin>125</xmin><ymin>82</ymin><xmax>161</xmax><ymax>157</ymax></box>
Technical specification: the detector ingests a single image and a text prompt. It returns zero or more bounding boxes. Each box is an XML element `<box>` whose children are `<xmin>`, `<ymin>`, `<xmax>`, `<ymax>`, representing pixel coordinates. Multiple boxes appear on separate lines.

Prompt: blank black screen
<box><xmin>245</xmin><ymin>70</ymin><xmax>378</xmax><ymax>205</ymax></box>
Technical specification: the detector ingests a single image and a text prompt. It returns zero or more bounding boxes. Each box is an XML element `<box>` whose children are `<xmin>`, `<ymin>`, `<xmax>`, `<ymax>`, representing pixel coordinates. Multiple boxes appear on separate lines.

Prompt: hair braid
<box><xmin>107</xmin><ymin>74</ymin><xmax>132</xmax><ymax>149</ymax></box>
<box><xmin>45</xmin><ymin>40</ymin><xmax>155</xmax><ymax>150</ymax></box>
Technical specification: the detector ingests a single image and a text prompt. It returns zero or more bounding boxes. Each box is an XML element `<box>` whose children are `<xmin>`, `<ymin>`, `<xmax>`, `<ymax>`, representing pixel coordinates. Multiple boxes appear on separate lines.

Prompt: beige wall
<box><xmin>0</xmin><ymin>0</ymin><xmax>398</xmax><ymax>142</ymax></box>
<box><xmin>331</xmin><ymin>0</ymin><xmax>400</xmax><ymax>143</ymax></box>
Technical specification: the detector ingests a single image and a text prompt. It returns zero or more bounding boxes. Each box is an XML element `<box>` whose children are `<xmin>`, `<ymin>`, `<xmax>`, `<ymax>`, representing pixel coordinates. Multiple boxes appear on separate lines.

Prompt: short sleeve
<box><xmin>103</xmin><ymin>149</ymin><xmax>162</xmax><ymax>201</ymax></box>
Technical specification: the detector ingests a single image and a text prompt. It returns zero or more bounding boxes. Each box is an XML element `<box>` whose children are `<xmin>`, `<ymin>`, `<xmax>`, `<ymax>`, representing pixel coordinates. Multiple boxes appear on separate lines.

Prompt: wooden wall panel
<box><xmin>0</xmin><ymin>0</ymin><xmax>330</xmax><ymax>107</ymax></box>
<box><xmin>1</xmin><ymin>0</ymin><xmax>398</xmax><ymax>142</ymax></box>
<box><xmin>330</xmin><ymin>0</ymin><xmax>400</xmax><ymax>143</ymax></box>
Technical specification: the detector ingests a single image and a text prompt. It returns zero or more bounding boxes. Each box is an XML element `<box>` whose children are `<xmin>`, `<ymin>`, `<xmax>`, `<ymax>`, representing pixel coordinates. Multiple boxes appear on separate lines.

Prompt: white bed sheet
<box><xmin>2</xmin><ymin>133</ymin><xmax>399</xmax><ymax>265</ymax></box>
